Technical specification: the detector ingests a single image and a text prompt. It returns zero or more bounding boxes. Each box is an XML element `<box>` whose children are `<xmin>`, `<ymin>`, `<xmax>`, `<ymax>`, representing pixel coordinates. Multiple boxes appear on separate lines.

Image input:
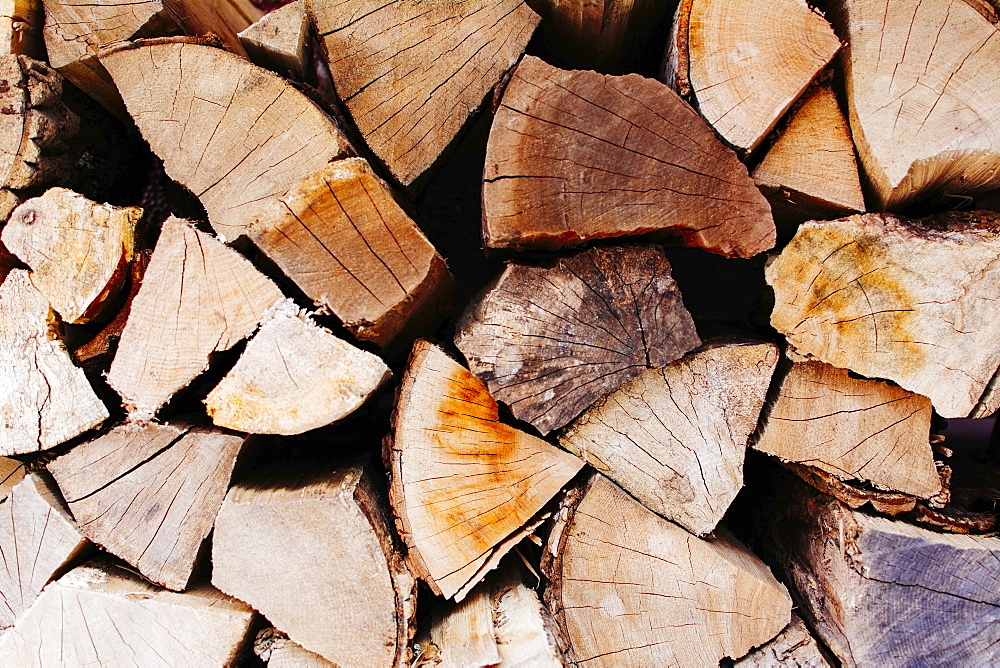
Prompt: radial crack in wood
<box><xmin>734</xmin><ymin>612</ymin><xmax>833</xmax><ymax>667</ymax></box>
<box><xmin>238</xmin><ymin>0</ymin><xmax>310</xmax><ymax>82</ymax></box>
<box><xmin>455</xmin><ymin>245</ymin><xmax>701</xmax><ymax>435</ymax></box>
<box><xmin>388</xmin><ymin>340</ymin><xmax>584</xmax><ymax>600</ymax></box>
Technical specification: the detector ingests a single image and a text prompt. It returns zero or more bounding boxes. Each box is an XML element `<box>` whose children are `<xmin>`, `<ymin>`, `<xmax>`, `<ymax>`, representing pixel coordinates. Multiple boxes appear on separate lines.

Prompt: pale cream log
<box><xmin>0</xmin><ymin>558</ymin><xmax>255</xmax><ymax>665</ymax></box>
<box><xmin>831</xmin><ymin>0</ymin><xmax>1000</xmax><ymax>209</ymax></box>
<box><xmin>309</xmin><ymin>0</ymin><xmax>539</xmax><ymax>186</ymax></box>
<box><xmin>100</xmin><ymin>40</ymin><xmax>353</xmax><ymax>242</ymax></box>
<box><xmin>755</xmin><ymin>360</ymin><xmax>940</xmax><ymax>498</ymax></box>
<box><xmin>106</xmin><ymin>216</ymin><xmax>283</xmax><ymax>420</ymax></box>
<box><xmin>0</xmin><ymin>0</ymin><xmax>40</xmax><ymax>57</ymax></box>
<box><xmin>543</xmin><ymin>474</ymin><xmax>792</xmax><ymax>666</ymax></box>
<box><xmin>238</xmin><ymin>0</ymin><xmax>310</xmax><ymax>81</ymax></box>
<box><xmin>420</xmin><ymin>577</ymin><xmax>500</xmax><ymax>668</ymax></box>
<box><xmin>766</xmin><ymin>211</ymin><xmax>1000</xmax><ymax>418</ymax></box>
<box><xmin>2</xmin><ymin>188</ymin><xmax>140</xmax><ymax>324</ymax></box>
<box><xmin>734</xmin><ymin>613</ymin><xmax>833</xmax><ymax>667</ymax></box>
<box><xmin>490</xmin><ymin>565</ymin><xmax>564</xmax><ymax>667</ymax></box>
<box><xmin>212</xmin><ymin>458</ymin><xmax>416</xmax><ymax>668</ymax></box>
<box><xmin>47</xmin><ymin>423</ymin><xmax>246</xmax><ymax>591</ymax></box>
<box><xmin>561</xmin><ymin>342</ymin><xmax>778</xmax><ymax>535</ymax></box>
<box><xmin>255</xmin><ymin>628</ymin><xmax>335</xmax><ymax>668</ymax></box>
<box><xmin>0</xmin><ymin>269</ymin><xmax>108</xmax><ymax>455</ymax></box>
<box><xmin>388</xmin><ymin>340</ymin><xmax>584</xmax><ymax>601</ymax></box>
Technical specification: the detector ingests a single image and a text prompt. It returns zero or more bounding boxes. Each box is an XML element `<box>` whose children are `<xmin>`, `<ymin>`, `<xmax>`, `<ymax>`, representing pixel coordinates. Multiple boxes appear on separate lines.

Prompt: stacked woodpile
<box><xmin>2</xmin><ymin>0</ymin><xmax>1000</xmax><ymax>665</ymax></box>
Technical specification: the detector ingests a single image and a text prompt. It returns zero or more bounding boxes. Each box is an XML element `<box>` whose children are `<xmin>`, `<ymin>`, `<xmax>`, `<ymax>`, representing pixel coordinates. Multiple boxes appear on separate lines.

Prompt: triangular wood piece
<box><xmin>47</xmin><ymin>423</ymin><xmax>246</xmax><ymax>591</ymax></box>
<box><xmin>832</xmin><ymin>0</ymin><xmax>1000</xmax><ymax>209</ymax></box>
<box><xmin>309</xmin><ymin>0</ymin><xmax>540</xmax><ymax>186</ymax></box>
<box><xmin>100</xmin><ymin>41</ymin><xmax>352</xmax><ymax>241</ymax></box>
<box><xmin>0</xmin><ymin>269</ymin><xmax>108</xmax><ymax>455</ymax></box>
<box><xmin>455</xmin><ymin>245</ymin><xmax>701</xmax><ymax>435</ymax></box>
<box><xmin>735</xmin><ymin>613</ymin><xmax>833</xmax><ymax>667</ymax></box>
<box><xmin>238</xmin><ymin>0</ymin><xmax>310</xmax><ymax>81</ymax></box>
<box><xmin>0</xmin><ymin>458</ymin><xmax>24</xmax><ymax>500</ymax></box>
<box><xmin>388</xmin><ymin>340</ymin><xmax>584</xmax><ymax>600</ymax></box>
<box><xmin>483</xmin><ymin>56</ymin><xmax>775</xmax><ymax>257</ymax></box>
<box><xmin>106</xmin><ymin>216</ymin><xmax>284</xmax><ymax>420</ymax></box>
<box><xmin>561</xmin><ymin>342</ymin><xmax>779</xmax><ymax>535</ymax></box>
<box><xmin>543</xmin><ymin>474</ymin><xmax>792</xmax><ymax>667</ymax></box>
<box><xmin>766</xmin><ymin>211</ymin><xmax>1000</xmax><ymax>418</ymax></box>
<box><xmin>254</xmin><ymin>628</ymin><xmax>335</xmax><ymax>667</ymax></box>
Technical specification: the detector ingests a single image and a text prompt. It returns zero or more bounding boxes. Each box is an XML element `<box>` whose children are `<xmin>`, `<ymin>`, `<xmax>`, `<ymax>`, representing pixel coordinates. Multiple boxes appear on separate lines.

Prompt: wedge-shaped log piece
<box><xmin>561</xmin><ymin>342</ymin><xmax>778</xmax><ymax>535</ymax></box>
<box><xmin>106</xmin><ymin>216</ymin><xmax>283</xmax><ymax>420</ymax></box>
<box><xmin>735</xmin><ymin>613</ymin><xmax>833</xmax><ymax>667</ymax></box>
<box><xmin>833</xmin><ymin>0</ymin><xmax>1000</xmax><ymax>209</ymax></box>
<box><xmin>213</xmin><ymin>458</ymin><xmax>416</xmax><ymax>667</ymax></box>
<box><xmin>100</xmin><ymin>41</ymin><xmax>352</xmax><ymax>241</ymax></box>
<box><xmin>456</xmin><ymin>245</ymin><xmax>700</xmax><ymax>435</ymax></box>
<box><xmin>0</xmin><ymin>558</ymin><xmax>255</xmax><ymax>665</ymax></box>
<box><xmin>0</xmin><ymin>457</ymin><xmax>23</xmax><ymax>499</ymax></box>
<box><xmin>249</xmin><ymin>158</ymin><xmax>453</xmax><ymax>348</ymax></box>
<box><xmin>389</xmin><ymin>341</ymin><xmax>584</xmax><ymax>600</ymax></box>
<box><xmin>0</xmin><ymin>269</ymin><xmax>108</xmax><ymax>455</ymax></box>
<box><xmin>544</xmin><ymin>475</ymin><xmax>792</xmax><ymax>666</ymax></box>
<box><xmin>484</xmin><ymin>56</ymin><xmax>775</xmax><ymax>256</ymax></box>
<box><xmin>0</xmin><ymin>473</ymin><xmax>89</xmax><ymax>629</ymax></box>
<box><xmin>255</xmin><ymin>628</ymin><xmax>335</xmax><ymax>667</ymax></box>
<box><xmin>0</xmin><ymin>0</ymin><xmax>41</xmax><ymax>58</ymax></box>
<box><xmin>310</xmin><ymin>0</ymin><xmax>539</xmax><ymax>186</ymax></box>
<box><xmin>767</xmin><ymin>211</ymin><xmax>1000</xmax><ymax>419</ymax></box>
<box><xmin>206</xmin><ymin>299</ymin><xmax>390</xmax><ymax>435</ymax></box>
<box><xmin>47</xmin><ymin>423</ymin><xmax>246</xmax><ymax>591</ymax></box>
<box><xmin>239</xmin><ymin>0</ymin><xmax>310</xmax><ymax>81</ymax></box>
<box><xmin>755</xmin><ymin>361</ymin><xmax>939</xmax><ymax>498</ymax></box>
<box><xmin>2</xmin><ymin>188</ymin><xmax>140</xmax><ymax>324</ymax></box>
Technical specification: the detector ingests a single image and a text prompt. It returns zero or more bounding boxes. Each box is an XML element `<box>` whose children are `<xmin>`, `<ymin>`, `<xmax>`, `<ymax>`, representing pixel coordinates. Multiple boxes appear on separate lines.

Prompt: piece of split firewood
<box><xmin>0</xmin><ymin>0</ymin><xmax>41</xmax><ymax>58</ymax></box>
<box><xmin>388</xmin><ymin>340</ymin><xmax>584</xmax><ymax>601</ymax></box>
<box><xmin>254</xmin><ymin>628</ymin><xmax>334</xmax><ymax>668</ymax></box>
<box><xmin>47</xmin><ymin>422</ymin><xmax>246</xmax><ymax>591</ymax></box>
<box><xmin>455</xmin><ymin>244</ymin><xmax>701</xmax><ymax>435</ymax></box>
<box><xmin>238</xmin><ymin>0</ymin><xmax>310</xmax><ymax>81</ymax></box>
<box><xmin>212</xmin><ymin>457</ymin><xmax>416</xmax><ymax>668</ymax></box>
<box><xmin>734</xmin><ymin>613</ymin><xmax>833</xmax><ymax>667</ymax></box>
<box><xmin>561</xmin><ymin>341</ymin><xmax>778</xmax><ymax>535</ymax></box>
<box><xmin>0</xmin><ymin>456</ymin><xmax>23</xmax><ymax>499</ymax></box>
<box><xmin>483</xmin><ymin>56</ymin><xmax>775</xmax><ymax>257</ymax></box>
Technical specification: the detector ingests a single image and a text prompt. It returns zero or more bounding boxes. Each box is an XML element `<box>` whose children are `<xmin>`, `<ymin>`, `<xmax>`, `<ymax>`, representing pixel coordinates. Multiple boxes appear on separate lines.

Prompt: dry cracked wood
<box><xmin>2</xmin><ymin>188</ymin><xmax>140</xmax><ymax>324</ymax></box>
<box><xmin>238</xmin><ymin>0</ymin><xmax>310</xmax><ymax>81</ymax></box>
<box><xmin>734</xmin><ymin>613</ymin><xmax>833</xmax><ymax>667</ymax></box>
<box><xmin>483</xmin><ymin>56</ymin><xmax>775</xmax><ymax>257</ymax></box>
<box><xmin>543</xmin><ymin>474</ymin><xmax>792</xmax><ymax>667</ymax></box>
<box><xmin>832</xmin><ymin>0</ymin><xmax>1000</xmax><ymax>209</ymax></box>
<box><xmin>561</xmin><ymin>341</ymin><xmax>778</xmax><ymax>535</ymax></box>
<box><xmin>310</xmin><ymin>0</ymin><xmax>540</xmax><ymax>186</ymax></box>
<box><xmin>0</xmin><ymin>0</ymin><xmax>41</xmax><ymax>58</ymax></box>
<box><xmin>388</xmin><ymin>340</ymin><xmax>584</xmax><ymax>601</ymax></box>
<box><xmin>0</xmin><ymin>558</ymin><xmax>255</xmax><ymax>665</ymax></box>
<box><xmin>106</xmin><ymin>216</ymin><xmax>283</xmax><ymax>420</ymax></box>
<box><xmin>213</xmin><ymin>458</ymin><xmax>415</xmax><ymax>668</ymax></box>
<box><xmin>455</xmin><ymin>245</ymin><xmax>701</xmax><ymax>435</ymax></box>
<box><xmin>767</xmin><ymin>211</ymin><xmax>1000</xmax><ymax>419</ymax></box>
<box><xmin>100</xmin><ymin>40</ymin><xmax>353</xmax><ymax>242</ymax></box>
<box><xmin>754</xmin><ymin>360</ymin><xmax>940</xmax><ymax>498</ymax></box>
<box><xmin>248</xmin><ymin>157</ymin><xmax>453</xmax><ymax>348</ymax></box>
<box><xmin>0</xmin><ymin>269</ymin><xmax>108</xmax><ymax>455</ymax></box>
<box><xmin>47</xmin><ymin>423</ymin><xmax>246</xmax><ymax>591</ymax></box>
<box><xmin>206</xmin><ymin>299</ymin><xmax>391</xmax><ymax>435</ymax></box>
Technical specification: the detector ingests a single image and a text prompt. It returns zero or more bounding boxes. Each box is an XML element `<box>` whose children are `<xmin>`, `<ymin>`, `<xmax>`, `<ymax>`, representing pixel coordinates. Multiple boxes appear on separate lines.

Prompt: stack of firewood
<box><xmin>1</xmin><ymin>0</ymin><xmax>999</xmax><ymax>665</ymax></box>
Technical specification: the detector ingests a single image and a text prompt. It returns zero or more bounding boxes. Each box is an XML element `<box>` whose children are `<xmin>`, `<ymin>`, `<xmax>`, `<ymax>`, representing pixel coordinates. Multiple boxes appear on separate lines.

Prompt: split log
<box><xmin>832</xmin><ymin>0</ymin><xmax>1000</xmax><ymax>209</ymax></box>
<box><xmin>100</xmin><ymin>40</ymin><xmax>353</xmax><ymax>242</ymax></box>
<box><xmin>247</xmin><ymin>157</ymin><xmax>453</xmax><ymax>349</ymax></box>
<box><xmin>543</xmin><ymin>474</ymin><xmax>792</xmax><ymax>666</ymax></box>
<box><xmin>388</xmin><ymin>340</ymin><xmax>584</xmax><ymax>600</ymax></box>
<box><xmin>0</xmin><ymin>0</ymin><xmax>41</xmax><ymax>58</ymax></box>
<box><xmin>0</xmin><ymin>472</ymin><xmax>90</xmax><ymax>629</ymax></box>
<box><xmin>47</xmin><ymin>422</ymin><xmax>246</xmax><ymax>591</ymax></box>
<box><xmin>670</xmin><ymin>0</ymin><xmax>840</xmax><ymax>152</ymax></box>
<box><xmin>766</xmin><ymin>211</ymin><xmax>1000</xmax><ymax>419</ymax></box>
<box><xmin>0</xmin><ymin>456</ymin><xmax>22</xmax><ymax>499</ymax></box>
<box><xmin>2</xmin><ymin>188</ymin><xmax>140</xmax><ymax>324</ymax></box>
<box><xmin>754</xmin><ymin>360</ymin><xmax>940</xmax><ymax>498</ymax></box>
<box><xmin>455</xmin><ymin>245</ymin><xmax>701</xmax><ymax>435</ymax></box>
<box><xmin>560</xmin><ymin>341</ymin><xmax>778</xmax><ymax>535</ymax></box>
<box><xmin>212</xmin><ymin>457</ymin><xmax>416</xmax><ymax>668</ymax></box>
<box><xmin>205</xmin><ymin>299</ymin><xmax>390</xmax><ymax>435</ymax></box>
<box><xmin>106</xmin><ymin>216</ymin><xmax>283</xmax><ymax>420</ymax></box>
<box><xmin>0</xmin><ymin>189</ymin><xmax>22</xmax><ymax>283</ymax></box>
<box><xmin>0</xmin><ymin>269</ymin><xmax>108</xmax><ymax>455</ymax></box>
<box><xmin>734</xmin><ymin>613</ymin><xmax>833</xmax><ymax>667</ymax></box>
<box><xmin>310</xmin><ymin>0</ymin><xmax>540</xmax><ymax>186</ymax></box>
<box><xmin>483</xmin><ymin>56</ymin><xmax>776</xmax><ymax>257</ymax></box>
<box><xmin>420</xmin><ymin>576</ymin><xmax>500</xmax><ymax>668</ymax></box>
<box><xmin>784</xmin><ymin>460</ymin><xmax>919</xmax><ymax>516</ymax></box>
<box><xmin>0</xmin><ymin>558</ymin><xmax>255</xmax><ymax>665</ymax></box>
<box><xmin>238</xmin><ymin>0</ymin><xmax>310</xmax><ymax>81</ymax></box>
<box><xmin>255</xmin><ymin>628</ymin><xmax>334</xmax><ymax>668</ymax></box>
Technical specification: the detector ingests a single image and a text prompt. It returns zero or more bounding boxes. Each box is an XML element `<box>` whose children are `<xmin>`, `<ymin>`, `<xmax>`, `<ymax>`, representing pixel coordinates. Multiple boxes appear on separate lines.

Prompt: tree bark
<box><xmin>734</xmin><ymin>613</ymin><xmax>833</xmax><ymax>667</ymax></box>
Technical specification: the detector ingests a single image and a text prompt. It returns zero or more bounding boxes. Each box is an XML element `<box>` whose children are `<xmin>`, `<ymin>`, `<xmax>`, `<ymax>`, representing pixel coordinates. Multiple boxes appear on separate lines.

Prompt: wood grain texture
<box><xmin>766</xmin><ymin>211</ymin><xmax>1000</xmax><ymax>418</ymax></box>
<box><xmin>255</xmin><ymin>628</ymin><xmax>335</xmax><ymax>667</ymax></box>
<box><xmin>388</xmin><ymin>340</ymin><xmax>584</xmax><ymax>600</ymax></box>
<box><xmin>734</xmin><ymin>613</ymin><xmax>832</xmax><ymax>667</ymax></box>
<box><xmin>309</xmin><ymin>0</ymin><xmax>540</xmax><ymax>185</ymax></box>
<box><xmin>0</xmin><ymin>457</ymin><xmax>23</xmax><ymax>500</ymax></box>
<box><xmin>0</xmin><ymin>0</ymin><xmax>41</xmax><ymax>58</ymax></box>
<box><xmin>455</xmin><ymin>245</ymin><xmax>701</xmax><ymax>435</ymax></box>
<box><xmin>47</xmin><ymin>423</ymin><xmax>246</xmax><ymax>591</ymax></box>
<box><xmin>238</xmin><ymin>0</ymin><xmax>310</xmax><ymax>81</ymax></box>
<box><xmin>484</xmin><ymin>56</ymin><xmax>776</xmax><ymax>257</ymax></box>
<box><xmin>561</xmin><ymin>342</ymin><xmax>778</xmax><ymax>535</ymax></box>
